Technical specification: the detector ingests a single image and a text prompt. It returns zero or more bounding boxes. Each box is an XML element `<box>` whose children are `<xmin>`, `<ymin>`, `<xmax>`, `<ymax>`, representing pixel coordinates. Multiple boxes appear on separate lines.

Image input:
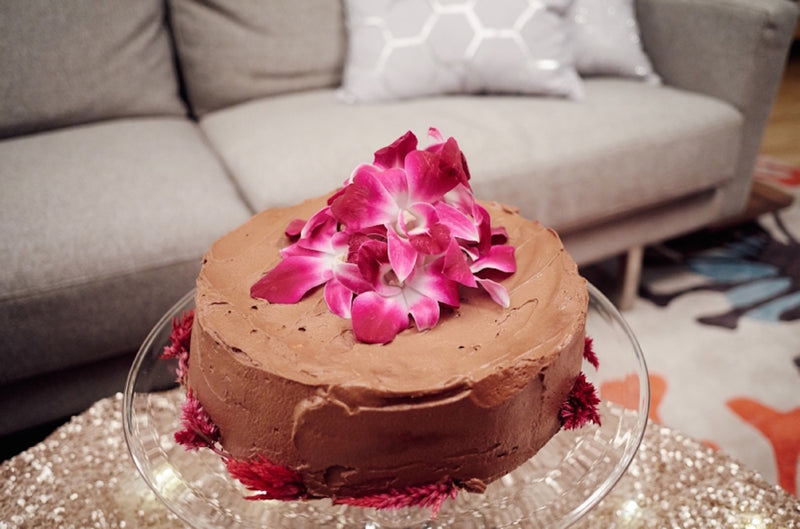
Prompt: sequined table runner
<box><xmin>2</xmin><ymin>392</ymin><xmax>798</xmax><ymax>528</ymax></box>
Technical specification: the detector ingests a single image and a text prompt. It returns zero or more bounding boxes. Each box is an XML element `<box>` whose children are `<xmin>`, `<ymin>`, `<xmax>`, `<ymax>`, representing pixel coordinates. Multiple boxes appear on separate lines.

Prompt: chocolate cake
<box><xmin>180</xmin><ymin>129</ymin><xmax>591</xmax><ymax>504</ymax></box>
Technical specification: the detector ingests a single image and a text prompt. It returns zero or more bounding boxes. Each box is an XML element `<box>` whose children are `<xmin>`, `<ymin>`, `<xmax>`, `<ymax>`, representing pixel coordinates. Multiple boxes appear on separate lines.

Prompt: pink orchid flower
<box><xmin>250</xmin><ymin>128</ymin><xmax>517</xmax><ymax>344</ymax></box>
<box><xmin>350</xmin><ymin>239</ymin><xmax>459</xmax><ymax>344</ymax></box>
<box><xmin>436</xmin><ymin>197</ymin><xmax>516</xmax><ymax>305</ymax></box>
<box><xmin>250</xmin><ymin>208</ymin><xmax>369</xmax><ymax>318</ymax></box>
<box><xmin>331</xmin><ymin>137</ymin><xmax>472</xmax><ymax>282</ymax></box>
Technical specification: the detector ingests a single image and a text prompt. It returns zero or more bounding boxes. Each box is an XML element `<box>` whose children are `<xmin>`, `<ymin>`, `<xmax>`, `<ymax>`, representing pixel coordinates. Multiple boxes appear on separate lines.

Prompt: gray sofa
<box><xmin>1</xmin><ymin>0</ymin><xmax>797</xmax><ymax>438</ymax></box>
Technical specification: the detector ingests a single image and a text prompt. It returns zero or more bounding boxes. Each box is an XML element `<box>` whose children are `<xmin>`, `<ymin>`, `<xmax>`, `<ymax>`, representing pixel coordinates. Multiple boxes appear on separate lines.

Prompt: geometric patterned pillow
<box><xmin>340</xmin><ymin>0</ymin><xmax>584</xmax><ymax>102</ymax></box>
<box><xmin>568</xmin><ymin>0</ymin><xmax>660</xmax><ymax>83</ymax></box>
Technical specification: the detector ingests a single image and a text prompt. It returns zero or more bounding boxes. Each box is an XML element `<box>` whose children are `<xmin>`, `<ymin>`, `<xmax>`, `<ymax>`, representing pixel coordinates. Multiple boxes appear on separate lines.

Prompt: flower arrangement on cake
<box><xmin>162</xmin><ymin>128</ymin><xmax>601</xmax><ymax>516</ymax></box>
<box><xmin>250</xmin><ymin>128</ymin><xmax>515</xmax><ymax>344</ymax></box>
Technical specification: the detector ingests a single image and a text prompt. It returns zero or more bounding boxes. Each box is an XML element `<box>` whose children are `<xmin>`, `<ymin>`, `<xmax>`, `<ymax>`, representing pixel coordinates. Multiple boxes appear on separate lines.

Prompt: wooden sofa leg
<box><xmin>619</xmin><ymin>246</ymin><xmax>643</xmax><ymax>311</ymax></box>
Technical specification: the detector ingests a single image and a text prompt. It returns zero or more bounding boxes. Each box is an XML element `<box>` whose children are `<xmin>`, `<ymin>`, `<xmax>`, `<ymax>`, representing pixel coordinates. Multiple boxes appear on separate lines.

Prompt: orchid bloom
<box><xmin>331</xmin><ymin>128</ymin><xmax>473</xmax><ymax>282</ymax></box>
<box><xmin>250</xmin><ymin>207</ymin><xmax>368</xmax><ymax>319</ymax></box>
<box><xmin>349</xmin><ymin>239</ymin><xmax>459</xmax><ymax>344</ymax></box>
<box><xmin>251</xmin><ymin>129</ymin><xmax>517</xmax><ymax>344</ymax></box>
<box><xmin>331</xmin><ymin>163</ymin><xmax>462</xmax><ymax>282</ymax></box>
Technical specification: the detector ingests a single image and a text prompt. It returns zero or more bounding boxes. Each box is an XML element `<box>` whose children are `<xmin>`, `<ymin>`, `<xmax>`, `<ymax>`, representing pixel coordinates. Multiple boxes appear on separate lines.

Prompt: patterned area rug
<box><xmin>610</xmin><ymin>158</ymin><xmax>800</xmax><ymax>497</ymax></box>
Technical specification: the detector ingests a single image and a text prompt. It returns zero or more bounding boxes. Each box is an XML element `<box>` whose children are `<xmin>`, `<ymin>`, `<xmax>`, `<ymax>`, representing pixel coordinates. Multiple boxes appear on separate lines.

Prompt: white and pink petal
<box><xmin>251</xmin><ymin>255</ymin><xmax>333</xmax><ymax>303</ymax></box>
<box><xmin>407</xmin><ymin>265</ymin><xmax>460</xmax><ymax>308</ymax></box>
<box><xmin>476</xmin><ymin>278</ymin><xmax>511</xmax><ymax>308</ymax></box>
<box><xmin>351</xmin><ymin>292</ymin><xmax>409</xmax><ymax>344</ymax></box>
<box><xmin>441</xmin><ymin>239</ymin><xmax>477</xmax><ymax>287</ymax></box>
<box><xmin>331</xmin><ymin>166</ymin><xmax>401</xmax><ymax>231</ymax></box>
<box><xmin>387</xmin><ymin>228</ymin><xmax>418</xmax><ymax>283</ymax></box>
<box><xmin>406</xmin><ymin>291</ymin><xmax>441</xmax><ymax>331</ymax></box>
<box><xmin>324</xmin><ymin>279</ymin><xmax>355</xmax><ymax>319</ymax></box>
<box><xmin>471</xmin><ymin>245</ymin><xmax>516</xmax><ymax>274</ymax></box>
<box><xmin>435</xmin><ymin>201</ymin><xmax>479</xmax><ymax>242</ymax></box>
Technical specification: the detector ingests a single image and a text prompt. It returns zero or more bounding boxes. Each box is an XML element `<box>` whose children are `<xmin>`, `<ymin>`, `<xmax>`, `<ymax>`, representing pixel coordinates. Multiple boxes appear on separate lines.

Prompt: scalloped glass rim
<box><xmin>123</xmin><ymin>283</ymin><xmax>649</xmax><ymax>528</ymax></box>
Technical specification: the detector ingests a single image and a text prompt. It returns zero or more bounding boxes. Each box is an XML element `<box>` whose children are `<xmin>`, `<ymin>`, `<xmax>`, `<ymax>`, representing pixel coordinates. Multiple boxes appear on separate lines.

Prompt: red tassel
<box><xmin>161</xmin><ymin>310</ymin><xmax>194</xmax><ymax>383</ymax></box>
<box><xmin>224</xmin><ymin>455</ymin><xmax>307</xmax><ymax>501</ymax></box>
<box><xmin>174</xmin><ymin>388</ymin><xmax>219</xmax><ymax>451</ymax></box>
<box><xmin>334</xmin><ymin>479</ymin><xmax>459</xmax><ymax>517</ymax></box>
<box><xmin>560</xmin><ymin>372</ymin><xmax>602</xmax><ymax>430</ymax></box>
<box><xmin>583</xmin><ymin>335</ymin><xmax>599</xmax><ymax>370</ymax></box>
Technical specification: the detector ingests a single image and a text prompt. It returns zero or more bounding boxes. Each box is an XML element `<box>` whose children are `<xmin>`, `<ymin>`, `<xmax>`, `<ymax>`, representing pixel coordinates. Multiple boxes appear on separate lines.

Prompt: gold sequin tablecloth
<box><xmin>2</xmin><ymin>392</ymin><xmax>798</xmax><ymax>528</ymax></box>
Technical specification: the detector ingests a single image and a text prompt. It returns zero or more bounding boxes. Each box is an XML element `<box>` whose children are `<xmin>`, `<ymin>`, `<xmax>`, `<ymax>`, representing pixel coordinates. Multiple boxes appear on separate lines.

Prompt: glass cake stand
<box><xmin>123</xmin><ymin>284</ymin><xmax>649</xmax><ymax>529</ymax></box>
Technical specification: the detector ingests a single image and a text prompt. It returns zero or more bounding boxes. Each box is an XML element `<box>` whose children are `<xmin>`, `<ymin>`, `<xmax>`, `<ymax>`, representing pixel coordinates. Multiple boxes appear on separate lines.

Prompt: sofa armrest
<box><xmin>637</xmin><ymin>0</ymin><xmax>797</xmax><ymax>114</ymax></box>
<box><xmin>636</xmin><ymin>0</ymin><xmax>798</xmax><ymax>218</ymax></box>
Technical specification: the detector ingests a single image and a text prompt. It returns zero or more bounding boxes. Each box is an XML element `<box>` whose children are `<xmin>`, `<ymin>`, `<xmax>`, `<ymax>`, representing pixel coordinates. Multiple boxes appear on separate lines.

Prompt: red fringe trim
<box><xmin>583</xmin><ymin>335</ymin><xmax>599</xmax><ymax>370</ymax></box>
<box><xmin>174</xmin><ymin>387</ymin><xmax>220</xmax><ymax>451</ymax></box>
<box><xmin>161</xmin><ymin>310</ymin><xmax>194</xmax><ymax>384</ymax></box>
<box><xmin>334</xmin><ymin>480</ymin><xmax>459</xmax><ymax>516</ymax></box>
<box><xmin>560</xmin><ymin>372</ymin><xmax>602</xmax><ymax>430</ymax></box>
<box><xmin>224</xmin><ymin>455</ymin><xmax>308</xmax><ymax>501</ymax></box>
<box><xmin>558</xmin><ymin>334</ymin><xmax>602</xmax><ymax>429</ymax></box>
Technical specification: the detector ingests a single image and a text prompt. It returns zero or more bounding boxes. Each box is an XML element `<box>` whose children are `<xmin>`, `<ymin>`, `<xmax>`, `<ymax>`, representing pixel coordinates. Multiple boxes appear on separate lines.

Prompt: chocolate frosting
<box><xmin>188</xmin><ymin>194</ymin><xmax>588</xmax><ymax>498</ymax></box>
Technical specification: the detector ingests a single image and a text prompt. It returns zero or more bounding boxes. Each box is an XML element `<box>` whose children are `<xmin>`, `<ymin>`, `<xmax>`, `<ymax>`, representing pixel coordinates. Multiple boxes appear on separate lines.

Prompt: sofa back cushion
<box><xmin>168</xmin><ymin>0</ymin><xmax>346</xmax><ymax>117</ymax></box>
<box><xmin>0</xmin><ymin>0</ymin><xmax>186</xmax><ymax>139</ymax></box>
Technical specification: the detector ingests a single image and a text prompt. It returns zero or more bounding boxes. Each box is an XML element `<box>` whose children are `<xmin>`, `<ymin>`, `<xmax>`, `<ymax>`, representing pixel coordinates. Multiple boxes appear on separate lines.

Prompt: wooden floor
<box><xmin>759</xmin><ymin>43</ymin><xmax>800</xmax><ymax>166</ymax></box>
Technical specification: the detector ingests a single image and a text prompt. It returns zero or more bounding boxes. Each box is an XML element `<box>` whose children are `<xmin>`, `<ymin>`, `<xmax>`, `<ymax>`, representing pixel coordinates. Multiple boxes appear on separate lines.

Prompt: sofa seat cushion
<box><xmin>0</xmin><ymin>118</ymin><xmax>251</xmax><ymax>385</ymax></box>
<box><xmin>200</xmin><ymin>79</ymin><xmax>742</xmax><ymax>234</ymax></box>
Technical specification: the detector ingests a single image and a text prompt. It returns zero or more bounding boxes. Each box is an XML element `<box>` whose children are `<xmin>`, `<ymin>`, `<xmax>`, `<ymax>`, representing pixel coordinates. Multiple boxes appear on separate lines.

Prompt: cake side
<box><xmin>187</xmin><ymin>195</ymin><xmax>588</xmax><ymax>498</ymax></box>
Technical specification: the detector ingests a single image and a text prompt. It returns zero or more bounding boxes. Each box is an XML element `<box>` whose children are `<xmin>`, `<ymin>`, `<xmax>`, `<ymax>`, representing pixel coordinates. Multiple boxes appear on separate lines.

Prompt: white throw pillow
<box><xmin>567</xmin><ymin>0</ymin><xmax>660</xmax><ymax>83</ymax></box>
<box><xmin>340</xmin><ymin>0</ymin><xmax>584</xmax><ymax>103</ymax></box>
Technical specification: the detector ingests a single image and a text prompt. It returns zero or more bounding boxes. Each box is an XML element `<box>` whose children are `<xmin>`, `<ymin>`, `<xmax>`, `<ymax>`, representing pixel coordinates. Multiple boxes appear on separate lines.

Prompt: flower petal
<box><xmin>373</xmin><ymin>130</ymin><xmax>418</xmax><ymax>169</ymax></box>
<box><xmin>471</xmin><ymin>245</ymin><xmax>517</xmax><ymax>274</ymax></box>
<box><xmin>442</xmin><ymin>183</ymin><xmax>476</xmax><ymax>215</ymax></box>
<box><xmin>491</xmin><ymin>225</ymin><xmax>509</xmax><ymax>245</ymax></box>
<box><xmin>409</xmin><ymin>223</ymin><xmax>451</xmax><ymax>256</ymax></box>
<box><xmin>406</xmin><ymin>290</ymin><xmax>440</xmax><ymax>331</ymax></box>
<box><xmin>326</xmin><ymin>180</ymin><xmax>351</xmax><ymax>206</ymax></box>
<box><xmin>387</xmin><ymin>228</ymin><xmax>418</xmax><ymax>283</ymax></box>
<box><xmin>296</xmin><ymin>209</ymin><xmax>339</xmax><ymax>253</ymax></box>
<box><xmin>331</xmin><ymin>165</ymin><xmax>402</xmax><ymax>231</ymax></box>
<box><xmin>476</xmin><ymin>277</ymin><xmax>510</xmax><ymax>308</ymax></box>
<box><xmin>285</xmin><ymin>218</ymin><xmax>306</xmax><ymax>239</ymax></box>
<box><xmin>442</xmin><ymin>239</ymin><xmax>477</xmax><ymax>287</ymax></box>
<box><xmin>324</xmin><ymin>279</ymin><xmax>354</xmax><ymax>319</ymax></box>
<box><xmin>435</xmin><ymin>201</ymin><xmax>479</xmax><ymax>242</ymax></box>
<box><xmin>250</xmin><ymin>256</ymin><xmax>332</xmax><ymax>303</ymax></box>
<box><xmin>351</xmin><ymin>291</ymin><xmax>409</xmax><ymax>344</ymax></box>
<box><xmin>405</xmin><ymin>149</ymin><xmax>459</xmax><ymax>204</ymax></box>
<box><xmin>424</xmin><ymin>136</ymin><xmax>471</xmax><ymax>187</ymax></box>
<box><xmin>299</xmin><ymin>206</ymin><xmax>335</xmax><ymax>239</ymax></box>
<box><xmin>407</xmin><ymin>263</ymin><xmax>460</xmax><ymax>307</ymax></box>
<box><xmin>427</xmin><ymin>127</ymin><xmax>444</xmax><ymax>143</ymax></box>
<box><xmin>375</xmin><ymin>166</ymin><xmax>410</xmax><ymax>201</ymax></box>
<box><xmin>280</xmin><ymin>242</ymin><xmax>319</xmax><ymax>259</ymax></box>
<box><xmin>355</xmin><ymin>239</ymin><xmax>389</xmax><ymax>286</ymax></box>
<box><xmin>333</xmin><ymin>261</ymin><xmax>372</xmax><ymax>295</ymax></box>
<box><xmin>400</xmin><ymin>202</ymin><xmax>438</xmax><ymax>236</ymax></box>
<box><xmin>473</xmin><ymin>203</ymin><xmax>493</xmax><ymax>255</ymax></box>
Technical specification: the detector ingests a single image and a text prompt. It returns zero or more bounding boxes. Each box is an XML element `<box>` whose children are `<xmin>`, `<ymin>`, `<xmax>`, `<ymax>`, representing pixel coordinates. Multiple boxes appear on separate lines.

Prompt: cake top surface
<box><xmin>195</xmin><ymin>194</ymin><xmax>587</xmax><ymax>402</ymax></box>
